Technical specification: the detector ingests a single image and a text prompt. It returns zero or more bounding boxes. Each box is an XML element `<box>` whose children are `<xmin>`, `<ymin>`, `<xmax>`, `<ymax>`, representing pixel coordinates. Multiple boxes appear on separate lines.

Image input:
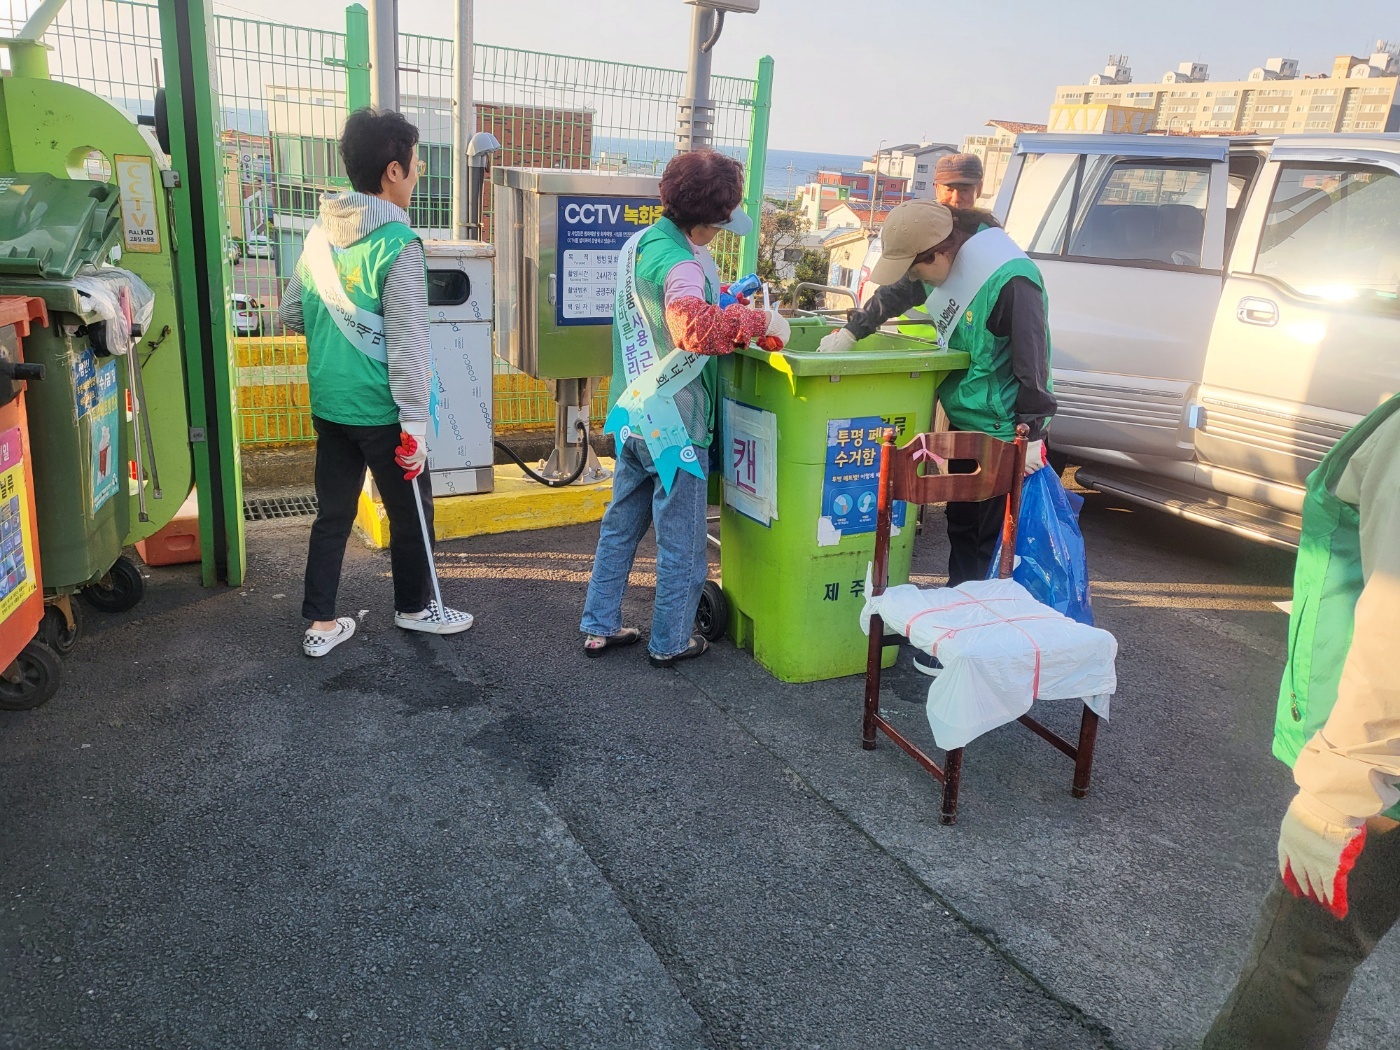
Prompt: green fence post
<box><xmin>344</xmin><ymin>4</ymin><xmax>371</xmax><ymax>112</ymax></box>
<box><xmin>158</xmin><ymin>0</ymin><xmax>245</xmax><ymax>586</ymax></box>
<box><xmin>738</xmin><ymin>55</ymin><xmax>773</xmax><ymax>279</ymax></box>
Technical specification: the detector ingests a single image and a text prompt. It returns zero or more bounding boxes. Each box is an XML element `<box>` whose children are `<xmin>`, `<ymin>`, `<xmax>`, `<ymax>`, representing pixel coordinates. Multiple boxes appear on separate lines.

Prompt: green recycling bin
<box><xmin>716</xmin><ymin>318</ymin><xmax>969</xmax><ymax>683</ymax></box>
<box><xmin>0</xmin><ymin>174</ymin><xmax>131</xmax><ymax>595</ymax></box>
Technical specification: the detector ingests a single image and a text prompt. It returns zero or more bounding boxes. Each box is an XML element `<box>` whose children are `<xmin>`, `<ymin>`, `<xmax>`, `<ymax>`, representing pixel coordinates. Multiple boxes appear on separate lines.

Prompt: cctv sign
<box><xmin>555</xmin><ymin>194</ymin><xmax>661</xmax><ymax>327</ymax></box>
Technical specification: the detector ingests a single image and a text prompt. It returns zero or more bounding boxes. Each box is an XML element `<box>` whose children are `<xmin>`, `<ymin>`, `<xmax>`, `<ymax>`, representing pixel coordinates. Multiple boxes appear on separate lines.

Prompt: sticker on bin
<box><xmin>555</xmin><ymin>195</ymin><xmax>662</xmax><ymax>328</ymax></box>
<box><xmin>818</xmin><ymin>415</ymin><xmax>908</xmax><ymax>546</ymax></box>
<box><xmin>722</xmin><ymin>399</ymin><xmax>777</xmax><ymax>525</ymax></box>
<box><xmin>0</xmin><ymin>427</ymin><xmax>35</xmax><ymax>621</ymax></box>
<box><xmin>91</xmin><ymin>361</ymin><xmax>120</xmax><ymax>513</ymax></box>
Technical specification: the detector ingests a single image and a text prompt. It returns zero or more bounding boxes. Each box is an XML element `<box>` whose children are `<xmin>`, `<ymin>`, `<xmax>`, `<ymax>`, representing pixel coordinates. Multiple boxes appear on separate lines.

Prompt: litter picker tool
<box><xmin>409</xmin><ymin>472</ymin><xmax>445</xmax><ymax>615</ymax></box>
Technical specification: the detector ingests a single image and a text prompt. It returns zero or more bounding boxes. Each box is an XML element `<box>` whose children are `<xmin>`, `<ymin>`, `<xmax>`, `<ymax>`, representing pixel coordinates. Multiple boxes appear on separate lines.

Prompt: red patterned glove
<box><xmin>395</xmin><ymin>422</ymin><xmax>428</xmax><ymax>480</ymax></box>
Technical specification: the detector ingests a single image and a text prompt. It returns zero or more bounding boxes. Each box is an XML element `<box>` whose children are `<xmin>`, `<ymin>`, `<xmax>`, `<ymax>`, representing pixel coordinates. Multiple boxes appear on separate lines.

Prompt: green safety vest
<box><xmin>1273</xmin><ymin>393</ymin><xmax>1400</xmax><ymax>819</ymax></box>
<box><xmin>930</xmin><ymin>255</ymin><xmax>1050</xmax><ymax>440</ymax></box>
<box><xmin>299</xmin><ymin>220</ymin><xmax>420</xmax><ymax>427</ymax></box>
<box><xmin>607</xmin><ymin>217</ymin><xmax>719</xmax><ymax>448</ymax></box>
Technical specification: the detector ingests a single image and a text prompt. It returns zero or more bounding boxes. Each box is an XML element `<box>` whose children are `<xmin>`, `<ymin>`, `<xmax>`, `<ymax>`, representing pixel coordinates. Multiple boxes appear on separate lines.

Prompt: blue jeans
<box><xmin>581</xmin><ymin>436</ymin><xmax>709</xmax><ymax>659</ymax></box>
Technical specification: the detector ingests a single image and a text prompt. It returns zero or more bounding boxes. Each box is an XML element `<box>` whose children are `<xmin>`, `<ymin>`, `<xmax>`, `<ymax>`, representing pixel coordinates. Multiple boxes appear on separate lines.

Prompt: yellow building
<box><xmin>1051</xmin><ymin>46</ymin><xmax>1400</xmax><ymax>136</ymax></box>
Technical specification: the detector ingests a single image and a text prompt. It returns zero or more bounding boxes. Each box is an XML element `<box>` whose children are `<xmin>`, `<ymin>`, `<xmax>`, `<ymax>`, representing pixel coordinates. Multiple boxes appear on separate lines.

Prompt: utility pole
<box><xmin>452</xmin><ymin>0</ymin><xmax>474</xmax><ymax>239</ymax></box>
<box><xmin>368</xmin><ymin>0</ymin><xmax>398</xmax><ymax>111</ymax></box>
<box><xmin>676</xmin><ymin>3</ymin><xmax>717</xmax><ymax>152</ymax></box>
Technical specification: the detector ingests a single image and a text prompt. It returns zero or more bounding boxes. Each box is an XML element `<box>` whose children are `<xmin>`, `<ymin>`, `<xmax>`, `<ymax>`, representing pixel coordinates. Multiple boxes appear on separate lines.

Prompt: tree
<box><xmin>754</xmin><ymin>204</ymin><xmax>828</xmax><ymax>309</ymax></box>
<box><xmin>790</xmin><ymin>249</ymin><xmax>829</xmax><ymax>311</ymax></box>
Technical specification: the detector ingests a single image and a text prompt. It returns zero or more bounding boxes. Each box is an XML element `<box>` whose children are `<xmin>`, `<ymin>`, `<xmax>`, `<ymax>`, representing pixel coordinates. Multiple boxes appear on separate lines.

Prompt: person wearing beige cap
<box><xmin>933</xmin><ymin>152</ymin><xmax>984</xmax><ymax>210</ymax></box>
<box><xmin>816</xmin><ymin>200</ymin><xmax>1056</xmax><ymax>674</ymax></box>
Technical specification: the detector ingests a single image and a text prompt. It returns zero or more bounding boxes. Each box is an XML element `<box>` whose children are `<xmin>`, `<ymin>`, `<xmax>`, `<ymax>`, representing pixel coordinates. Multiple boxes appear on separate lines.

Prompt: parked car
<box><xmin>225</xmin><ymin>236</ymin><xmax>242</xmax><ymax>265</ymax></box>
<box><xmin>244</xmin><ymin>233</ymin><xmax>274</xmax><ymax>260</ymax></box>
<box><xmin>230</xmin><ymin>293</ymin><xmax>262</xmax><ymax>336</ymax></box>
<box><xmin>982</xmin><ymin>132</ymin><xmax>1400</xmax><ymax>549</ymax></box>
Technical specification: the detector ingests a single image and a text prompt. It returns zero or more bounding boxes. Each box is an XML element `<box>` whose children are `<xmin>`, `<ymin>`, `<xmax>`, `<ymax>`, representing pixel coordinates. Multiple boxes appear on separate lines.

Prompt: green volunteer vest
<box><xmin>932</xmin><ymin>255</ymin><xmax>1051</xmax><ymax>440</ymax></box>
<box><xmin>300</xmin><ymin>221</ymin><xmax>420</xmax><ymax>427</ymax></box>
<box><xmin>608</xmin><ymin>217</ymin><xmax>719</xmax><ymax>448</ymax></box>
<box><xmin>1273</xmin><ymin>393</ymin><xmax>1400</xmax><ymax>819</ymax></box>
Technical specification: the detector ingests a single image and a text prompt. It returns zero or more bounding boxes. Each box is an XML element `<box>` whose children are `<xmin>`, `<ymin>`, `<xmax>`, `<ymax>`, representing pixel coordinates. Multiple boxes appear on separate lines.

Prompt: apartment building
<box><xmin>1051</xmin><ymin>43</ymin><xmax>1400</xmax><ymax>136</ymax></box>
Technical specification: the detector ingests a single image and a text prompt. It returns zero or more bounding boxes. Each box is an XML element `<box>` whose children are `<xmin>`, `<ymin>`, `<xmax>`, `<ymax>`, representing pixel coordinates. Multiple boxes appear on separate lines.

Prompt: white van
<box><xmin>989</xmin><ymin>132</ymin><xmax>1400</xmax><ymax>548</ymax></box>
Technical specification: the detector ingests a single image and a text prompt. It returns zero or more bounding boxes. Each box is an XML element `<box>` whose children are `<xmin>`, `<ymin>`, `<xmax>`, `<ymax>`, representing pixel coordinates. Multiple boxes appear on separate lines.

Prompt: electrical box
<box><xmin>492</xmin><ymin>168</ymin><xmax>661</xmax><ymax>381</ymax></box>
<box><xmin>424</xmin><ymin>240</ymin><xmax>495</xmax><ymax>496</ymax></box>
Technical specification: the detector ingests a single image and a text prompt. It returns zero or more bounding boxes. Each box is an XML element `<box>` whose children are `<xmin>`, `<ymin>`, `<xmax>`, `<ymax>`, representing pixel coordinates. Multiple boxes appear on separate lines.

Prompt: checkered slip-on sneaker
<box><xmin>303</xmin><ymin>616</ymin><xmax>357</xmax><ymax>657</ymax></box>
<box><xmin>394</xmin><ymin>600</ymin><xmax>475</xmax><ymax>636</ymax></box>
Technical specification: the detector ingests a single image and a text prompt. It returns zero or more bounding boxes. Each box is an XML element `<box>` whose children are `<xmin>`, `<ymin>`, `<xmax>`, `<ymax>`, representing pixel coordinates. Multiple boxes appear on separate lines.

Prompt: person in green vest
<box><xmin>1204</xmin><ymin>396</ymin><xmax>1400</xmax><ymax>1049</ymax></box>
<box><xmin>580</xmin><ymin>149</ymin><xmax>789</xmax><ymax>666</ymax></box>
<box><xmin>816</xmin><ymin>200</ymin><xmax>1056</xmax><ymax>675</ymax></box>
<box><xmin>279</xmin><ymin>107</ymin><xmax>473</xmax><ymax>658</ymax></box>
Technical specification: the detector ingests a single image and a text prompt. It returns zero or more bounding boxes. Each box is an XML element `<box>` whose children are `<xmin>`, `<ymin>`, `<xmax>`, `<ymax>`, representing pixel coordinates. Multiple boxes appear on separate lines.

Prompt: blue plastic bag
<box><xmin>987</xmin><ymin>466</ymin><xmax>1094</xmax><ymax>625</ymax></box>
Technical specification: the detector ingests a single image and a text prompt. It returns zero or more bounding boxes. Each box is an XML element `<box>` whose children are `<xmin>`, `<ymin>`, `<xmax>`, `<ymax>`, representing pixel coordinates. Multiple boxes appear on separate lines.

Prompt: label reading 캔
<box><xmin>817</xmin><ymin>414</ymin><xmax>908</xmax><ymax>546</ymax></box>
<box><xmin>722</xmin><ymin>398</ymin><xmax>777</xmax><ymax>526</ymax></box>
<box><xmin>555</xmin><ymin>196</ymin><xmax>662</xmax><ymax>327</ymax></box>
<box><xmin>0</xmin><ymin>427</ymin><xmax>36</xmax><ymax>621</ymax></box>
<box><xmin>115</xmin><ymin>154</ymin><xmax>161</xmax><ymax>254</ymax></box>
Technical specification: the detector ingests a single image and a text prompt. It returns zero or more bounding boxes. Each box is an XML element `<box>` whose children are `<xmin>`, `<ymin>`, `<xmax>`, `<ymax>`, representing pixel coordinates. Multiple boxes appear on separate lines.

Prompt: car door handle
<box><xmin>1237</xmin><ymin>297</ymin><xmax>1278</xmax><ymax>326</ymax></box>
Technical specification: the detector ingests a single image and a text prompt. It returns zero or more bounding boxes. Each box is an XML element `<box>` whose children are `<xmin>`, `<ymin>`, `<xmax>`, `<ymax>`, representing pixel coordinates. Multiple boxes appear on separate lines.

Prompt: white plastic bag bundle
<box><xmin>70</xmin><ymin>265</ymin><xmax>156</xmax><ymax>354</ymax></box>
<box><xmin>862</xmin><ymin>577</ymin><xmax>1117</xmax><ymax>750</ymax></box>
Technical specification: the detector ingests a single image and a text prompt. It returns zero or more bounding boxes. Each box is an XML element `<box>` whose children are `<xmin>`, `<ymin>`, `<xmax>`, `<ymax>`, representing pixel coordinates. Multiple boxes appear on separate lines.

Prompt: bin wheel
<box><xmin>696</xmin><ymin>580</ymin><xmax>728</xmax><ymax>643</ymax></box>
<box><xmin>40</xmin><ymin>601</ymin><xmax>81</xmax><ymax>656</ymax></box>
<box><xmin>81</xmin><ymin>557</ymin><xmax>146</xmax><ymax>614</ymax></box>
<box><xmin>0</xmin><ymin>641</ymin><xmax>62</xmax><ymax>711</ymax></box>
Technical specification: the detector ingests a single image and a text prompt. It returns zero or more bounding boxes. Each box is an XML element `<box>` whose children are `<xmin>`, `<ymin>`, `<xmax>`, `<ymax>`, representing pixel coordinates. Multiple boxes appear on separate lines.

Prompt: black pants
<box><xmin>1204</xmin><ymin>824</ymin><xmax>1400</xmax><ymax>1049</ymax></box>
<box><xmin>302</xmin><ymin>416</ymin><xmax>435</xmax><ymax>622</ymax></box>
<box><xmin>944</xmin><ymin>456</ymin><xmax>1006</xmax><ymax>587</ymax></box>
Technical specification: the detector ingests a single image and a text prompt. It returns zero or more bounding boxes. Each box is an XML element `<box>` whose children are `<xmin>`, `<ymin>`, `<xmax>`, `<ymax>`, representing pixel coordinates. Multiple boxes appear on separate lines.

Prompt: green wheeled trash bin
<box><xmin>0</xmin><ymin>174</ymin><xmax>145</xmax><ymax>624</ymax></box>
<box><xmin>714</xmin><ymin>318</ymin><xmax>968</xmax><ymax>683</ymax></box>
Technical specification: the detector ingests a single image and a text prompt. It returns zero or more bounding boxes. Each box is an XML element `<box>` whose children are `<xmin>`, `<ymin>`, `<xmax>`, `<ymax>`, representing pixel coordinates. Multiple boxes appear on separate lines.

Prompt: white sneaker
<box><xmin>395</xmin><ymin>600</ymin><xmax>474</xmax><ymax>635</ymax></box>
<box><xmin>304</xmin><ymin>617</ymin><xmax>357</xmax><ymax>657</ymax></box>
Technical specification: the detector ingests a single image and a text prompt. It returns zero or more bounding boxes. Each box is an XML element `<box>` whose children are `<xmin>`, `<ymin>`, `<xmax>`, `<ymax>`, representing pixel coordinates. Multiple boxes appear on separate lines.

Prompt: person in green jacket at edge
<box><xmin>580</xmin><ymin>149</ymin><xmax>789</xmax><ymax>667</ymax></box>
<box><xmin>816</xmin><ymin>180</ymin><xmax>1056</xmax><ymax>677</ymax></box>
<box><xmin>1204</xmin><ymin>395</ymin><xmax>1400</xmax><ymax>1049</ymax></box>
<box><xmin>280</xmin><ymin>108</ymin><xmax>474</xmax><ymax>658</ymax></box>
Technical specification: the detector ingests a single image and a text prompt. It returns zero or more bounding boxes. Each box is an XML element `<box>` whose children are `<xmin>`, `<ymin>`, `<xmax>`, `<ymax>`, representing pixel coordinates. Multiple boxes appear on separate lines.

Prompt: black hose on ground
<box><xmin>494</xmin><ymin>420</ymin><xmax>593</xmax><ymax>488</ymax></box>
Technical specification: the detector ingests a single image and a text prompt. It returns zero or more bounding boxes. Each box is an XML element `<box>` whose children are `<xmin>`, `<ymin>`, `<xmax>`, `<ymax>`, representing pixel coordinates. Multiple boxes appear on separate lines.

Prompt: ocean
<box><xmin>592</xmin><ymin>136</ymin><xmax>868</xmax><ymax>201</ymax></box>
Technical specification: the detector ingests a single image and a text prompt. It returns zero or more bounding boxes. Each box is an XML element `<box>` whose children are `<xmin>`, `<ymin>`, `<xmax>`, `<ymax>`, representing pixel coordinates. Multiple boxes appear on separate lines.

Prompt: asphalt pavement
<box><xmin>2</xmin><ymin>483</ymin><xmax>1396</xmax><ymax>1049</ymax></box>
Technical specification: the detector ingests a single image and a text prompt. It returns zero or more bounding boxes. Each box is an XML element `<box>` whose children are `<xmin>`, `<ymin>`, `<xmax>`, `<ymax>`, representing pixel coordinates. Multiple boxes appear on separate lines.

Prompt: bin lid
<box><xmin>0</xmin><ymin>173</ymin><xmax>122</xmax><ymax>280</ymax></box>
<box><xmin>744</xmin><ymin>318</ymin><xmax>970</xmax><ymax>377</ymax></box>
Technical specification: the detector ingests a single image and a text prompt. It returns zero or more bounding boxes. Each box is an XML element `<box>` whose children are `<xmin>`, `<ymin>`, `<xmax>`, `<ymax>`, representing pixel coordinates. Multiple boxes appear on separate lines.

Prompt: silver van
<box><xmin>992</xmin><ymin>132</ymin><xmax>1400</xmax><ymax>548</ymax></box>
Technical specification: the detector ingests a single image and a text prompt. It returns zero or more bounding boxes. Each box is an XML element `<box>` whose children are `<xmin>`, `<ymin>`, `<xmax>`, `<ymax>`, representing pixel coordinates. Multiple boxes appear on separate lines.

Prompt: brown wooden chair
<box><xmin>862</xmin><ymin>424</ymin><xmax>1102</xmax><ymax>825</ymax></box>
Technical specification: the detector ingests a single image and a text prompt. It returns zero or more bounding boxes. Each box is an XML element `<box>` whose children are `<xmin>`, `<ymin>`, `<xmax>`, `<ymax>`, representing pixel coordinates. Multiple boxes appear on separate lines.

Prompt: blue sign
<box><xmin>90</xmin><ymin>362</ymin><xmax>120</xmax><ymax>513</ymax></box>
<box><xmin>822</xmin><ymin>415</ymin><xmax>907</xmax><ymax>537</ymax></box>
<box><xmin>555</xmin><ymin>195</ymin><xmax>662</xmax><ymax>328</ymax></box>
<box><xmin>72</xmin><ymin>348</ymin><xmax>99</xmax><ymax>419</ymax></box>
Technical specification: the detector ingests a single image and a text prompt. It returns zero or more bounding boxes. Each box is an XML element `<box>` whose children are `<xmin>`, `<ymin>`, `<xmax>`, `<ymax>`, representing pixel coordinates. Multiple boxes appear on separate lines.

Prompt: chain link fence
<box><xmin>0</xmin><ymin>0</ymin><xmax>763</xmax><ymax>445</ymax></box>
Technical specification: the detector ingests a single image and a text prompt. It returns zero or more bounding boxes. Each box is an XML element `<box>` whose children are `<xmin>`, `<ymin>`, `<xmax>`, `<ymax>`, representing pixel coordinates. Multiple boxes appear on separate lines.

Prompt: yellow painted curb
<box><xmin>354</xmin><ymin>460</ymin><xmax>615</xmax><ymax>549</ymax></box>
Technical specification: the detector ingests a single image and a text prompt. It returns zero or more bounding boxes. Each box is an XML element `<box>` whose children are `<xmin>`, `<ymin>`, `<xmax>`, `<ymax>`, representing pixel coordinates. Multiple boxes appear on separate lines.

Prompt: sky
<box><xmin>209</xmin><ymin>0</ymin><xmax>1400</xmax><ymax>155</ymax></box>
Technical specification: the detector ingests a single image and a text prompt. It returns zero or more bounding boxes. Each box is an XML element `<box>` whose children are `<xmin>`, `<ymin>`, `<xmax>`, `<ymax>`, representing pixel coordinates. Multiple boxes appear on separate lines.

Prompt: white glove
<box><xmin>1023</xmin><ymin>439</ymin><xmax>1047</xmax><ymax>475</ymax></box>
<box><xmin>763</xmin><ymin>311</ymin><xmax>791</xmax><ymax>349</ymax></box>
<box><xmin>396</xmin><ymin>420</ymin><xmax>429</xmax><ymax>480</ymax></box>
<box><xmin>1277</xmin><ymin>791</ymin><xmax>1368</xmax><ymax>919</ymax></box>
<box><xmin>816</xmin><ymin>328</ymin><xmax>857</xmax><ymax>353</ymax></box>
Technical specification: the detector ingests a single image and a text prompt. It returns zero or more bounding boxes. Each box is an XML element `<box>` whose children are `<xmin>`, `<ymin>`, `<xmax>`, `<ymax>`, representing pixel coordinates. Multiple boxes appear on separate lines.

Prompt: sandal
<box><xmin>647</xmin><ymin>633</ymin><xmax>709</xmax><ymax>668</ymax></box>
<box><xmin>584</xmin><ymin>627</ymin><xmax>641</xmax><ymax>658</ymax></box>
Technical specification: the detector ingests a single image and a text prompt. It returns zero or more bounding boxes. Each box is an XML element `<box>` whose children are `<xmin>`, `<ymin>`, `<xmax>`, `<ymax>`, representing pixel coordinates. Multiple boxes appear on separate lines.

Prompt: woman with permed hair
<box><xmin>580</xmin><ymin>149</ymin><xmax>789</xmax><ymax>666</ymax></box>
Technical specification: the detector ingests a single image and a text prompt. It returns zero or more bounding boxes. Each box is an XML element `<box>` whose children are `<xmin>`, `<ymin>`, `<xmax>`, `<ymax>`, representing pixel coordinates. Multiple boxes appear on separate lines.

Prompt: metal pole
<box><xmin>368</xmin><ymin>0</ymin><xmax>398</xmax><ymax>111</ymax></box>
<box><xmin>675</xmin><ymin>3</ymin><xmax>716</xmax><ymax>152</ymax></box>
<box><xmin>452</xmin><ymin>0</ymin><xmax>475</xmax><ymax>240</ymax></box>
<box><xmin>344</xmin><ymin>3</ymin><xmax>372</xmax><ymax>113</ymax></box>
<box><xmin>738</xmin><ymin>55</ymin><xmax>773</xmax><ymax>278</ymax></box>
